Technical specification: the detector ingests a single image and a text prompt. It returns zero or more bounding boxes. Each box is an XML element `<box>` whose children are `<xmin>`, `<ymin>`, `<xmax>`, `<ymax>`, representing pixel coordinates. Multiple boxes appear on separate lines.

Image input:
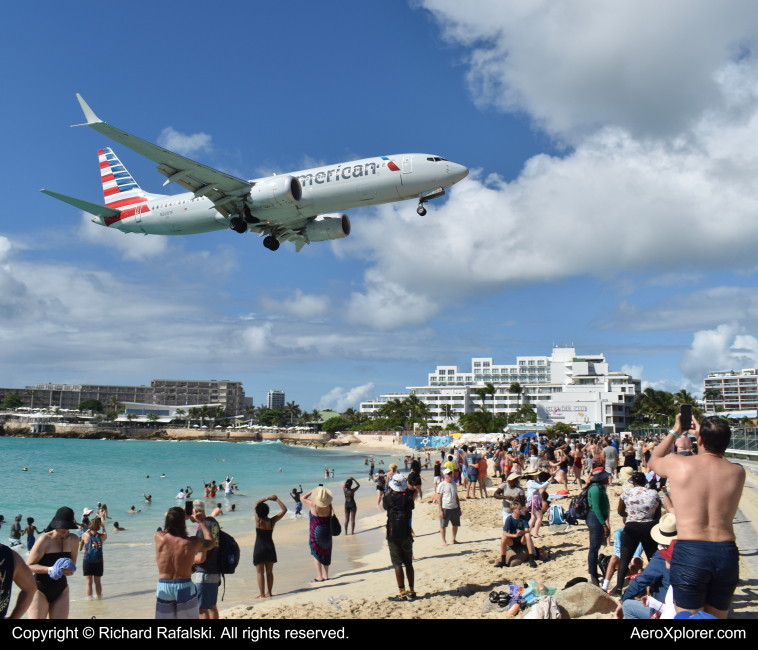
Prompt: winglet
<box><xmin>71</xmin><ymin>93</ymin><xmax>103</xmax><ymax>127</ymax></box>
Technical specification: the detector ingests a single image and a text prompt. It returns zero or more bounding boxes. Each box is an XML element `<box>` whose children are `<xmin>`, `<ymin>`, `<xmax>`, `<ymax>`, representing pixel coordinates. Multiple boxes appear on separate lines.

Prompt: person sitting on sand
<box><xmin>210</xmin><ymin>504</ymin><xmax>223</xmax><ymax>517</ymax></box>
<box><xmin>383</xmin><ymin>473</ymin><xmax>416</xmax><ymax>601</ymax></box>
<box><xmin>496</xmin><ymin>501</ymin><xmax>537</xmax><ymax>568</ymax></box>
<box><xmin>128</xmin><ymin>506</ymin><xmax>141</xmax><ymax>514</ymax></box>
<box><xmin>226</xmin><ymin>504</ymin><xmax>236</xmax><ymax>513</ymax></box>
<box><xmin>436</xmin><ymin>469</ymin><xmax>461</xmax><ymax>547</ymax></box>
<box><xmin>253</xmin><ymin>495</ymin><xmax>287</xmax><ymax>598</ymax></box>
<box><xmin>111</xmin><ymin>522</ymin><xmax>125</xmax><ymax>532</ymax></box>
<box><xmin>343</xmin><ymin>478</ymin><xmax>360</xmax><ymax>535</ymax></box>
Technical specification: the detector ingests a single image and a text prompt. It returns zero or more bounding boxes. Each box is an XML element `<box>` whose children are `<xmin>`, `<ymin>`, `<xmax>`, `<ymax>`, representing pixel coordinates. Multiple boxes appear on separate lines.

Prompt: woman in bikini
<box><xmin>570</xmin><ymin>443</ymin><xmax>584</xmax><ymax>489</ymax></box>
<box><xmin>343</xmin><ymin>477</ymin><xmax>360</xmax><ymax>535</ymax></box>
<box><xmin>27</xmin><ymin>507</ymin><xmax>79</xmax><ymax>619</ymax></box>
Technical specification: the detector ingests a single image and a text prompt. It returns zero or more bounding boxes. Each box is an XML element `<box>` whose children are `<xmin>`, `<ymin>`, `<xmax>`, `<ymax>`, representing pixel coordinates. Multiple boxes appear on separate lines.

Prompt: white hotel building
<box><xmin>360</xmin><ymin>345</ymin><xmax>640</xmax><ymax>433</ymax></box>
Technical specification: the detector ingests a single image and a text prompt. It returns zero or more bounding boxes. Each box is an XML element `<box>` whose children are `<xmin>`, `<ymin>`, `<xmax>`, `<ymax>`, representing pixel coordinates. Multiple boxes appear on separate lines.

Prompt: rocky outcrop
<box><xmin>554</xmin><ymin>582</ymin><xmax>617</xmax><ymax>618</ymax></box>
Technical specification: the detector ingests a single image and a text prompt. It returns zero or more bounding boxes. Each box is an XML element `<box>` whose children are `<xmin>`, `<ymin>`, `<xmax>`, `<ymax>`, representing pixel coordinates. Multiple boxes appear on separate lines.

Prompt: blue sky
<box><xmin>4</xmin><ymin>1</ymin><xmax>758</xmax><ymax>410</ymax></box>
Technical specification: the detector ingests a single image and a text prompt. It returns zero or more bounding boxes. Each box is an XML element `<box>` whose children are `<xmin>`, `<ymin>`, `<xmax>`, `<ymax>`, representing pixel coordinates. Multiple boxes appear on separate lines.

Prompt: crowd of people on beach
<box><xmin>0</xmin><ymin>416</ymin><xmax>747</xmax><ymax>620</ymax></box>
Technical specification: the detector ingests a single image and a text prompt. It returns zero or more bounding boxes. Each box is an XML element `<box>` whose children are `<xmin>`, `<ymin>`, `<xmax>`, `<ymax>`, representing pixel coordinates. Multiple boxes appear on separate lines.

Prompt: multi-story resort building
<box><xmin>0</xmin><ymin>379</ymin><xmax>245</xmax><ymax>415</ymax></box>
<box><xmin>703</xmin><ymin>368</ymin><xmax>758</xmax><ymax>413</ymax></box>
<box><xmin>267</xmin><ymin>390</ymin><xmax>286</xmax><ymax>409</ymax></box>
<box><xmin>360</xmin><ymin>345</ymin><xmax>640</xmax><ymax>432</ymax></box>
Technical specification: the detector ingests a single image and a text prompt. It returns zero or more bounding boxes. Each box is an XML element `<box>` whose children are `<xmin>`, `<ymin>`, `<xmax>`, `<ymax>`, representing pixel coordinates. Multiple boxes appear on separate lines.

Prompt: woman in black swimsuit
<box><xmin>27</xmin><ymin>507</ymin><xmax>79</xmax><ymax>619</ymax></box>
<box><xmin>343</xmin><ymin>478</ymin><xmax>360</xmax><ymax>535</ymax></box>
<box><xmin>253</xmin><ymin>495</ymin><xmax>287</xmax><ymax>599</ymax></box>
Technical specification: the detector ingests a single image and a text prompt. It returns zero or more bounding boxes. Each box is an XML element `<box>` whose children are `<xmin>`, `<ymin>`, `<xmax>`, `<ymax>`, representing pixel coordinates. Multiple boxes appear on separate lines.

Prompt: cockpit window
<box><xmin>427</xmin><ymin>157</ymin><xmax>434</xmax><ymax>161</ymax></box>
<box><xmin>438</xmin><ymin>157</ymin><xmax>448</xmax><ymax>161</ymax></box>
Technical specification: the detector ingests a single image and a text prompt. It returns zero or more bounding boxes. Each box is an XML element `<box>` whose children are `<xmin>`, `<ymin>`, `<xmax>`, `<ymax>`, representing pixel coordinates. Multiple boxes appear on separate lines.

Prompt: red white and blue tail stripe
<box><xmin>99</xmin><ymin>147</ymin><xmax>148</xmax><ymax>210</ymax></box>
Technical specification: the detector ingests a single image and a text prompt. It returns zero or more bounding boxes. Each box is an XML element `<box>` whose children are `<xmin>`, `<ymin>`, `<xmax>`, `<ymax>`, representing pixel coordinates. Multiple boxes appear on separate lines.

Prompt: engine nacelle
<box><xmin>304</xmin><ymin>214</ymin><xmax>351</xmax><ymax>242</ymax></box>
<box><xmin>246</xmin><ymin>175</ymin><xmax>302</xmax><ymax>209</ymax></box>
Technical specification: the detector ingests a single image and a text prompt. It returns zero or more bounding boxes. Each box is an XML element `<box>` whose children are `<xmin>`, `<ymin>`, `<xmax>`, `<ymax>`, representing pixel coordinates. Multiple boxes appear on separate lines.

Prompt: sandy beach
<box><xmin>221</xmin><ymin>444</ymin><xmax>758</xmax><ymax>620</ymax></box>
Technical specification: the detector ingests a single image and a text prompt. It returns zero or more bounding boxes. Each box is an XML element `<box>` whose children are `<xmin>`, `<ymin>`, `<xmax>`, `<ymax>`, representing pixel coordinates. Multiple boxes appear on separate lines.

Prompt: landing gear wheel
<box><xmin>263</xmin><ymin>235</ymin><xmax>280</xmax><ymax>251</ymax></box>
<box><xmin>417</xmin><ymin>205</ymin><xmax>427</xmax><ymax>216</ymax></box>
<box><xmin>229</xmin><ymin>217</ymin><xmax>247</xmax><ymax>234</ymax></box>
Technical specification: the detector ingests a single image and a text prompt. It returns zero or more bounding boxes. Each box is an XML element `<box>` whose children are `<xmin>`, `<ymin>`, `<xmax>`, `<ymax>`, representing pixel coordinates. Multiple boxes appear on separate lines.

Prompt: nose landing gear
<box><xmin>263</xmin><ymin>235</ymin><xmax>280</xmax><ymax>251</ymax></box>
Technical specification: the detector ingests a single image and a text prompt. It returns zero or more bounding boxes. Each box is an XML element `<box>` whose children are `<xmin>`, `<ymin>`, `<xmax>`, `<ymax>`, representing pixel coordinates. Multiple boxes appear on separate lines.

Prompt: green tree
<box><xmin>79</xmin><ymin>399</ymin><xmax>104</xmax><ymax>413</ymax></box>
<box><xmin>126</xmin><ymin>413</ymin><xmax>137</xmax><ymax>422</ymax></box>
<box><xmin>107</xmin><ymin>395</ymin><xmax>121</xmax><ymax>414</ymax></box>
<box><xmin>188</xmin><ymin>407</ymin><xmax>199</xmax><ymax>425</ymax></box>
<box><xmin>444</xmin><ymin>422</ymin><xmax>461</xmax><ymax>431</ymax></box>
<box><xmin>258</xmin><ymin>407</ymin><xmax>287</xmax><ymax>427</ymax></box>
<box><xmin>285</xmin><ymin>401</ymin><xmax>302</xmax><ymax>425</ymax></box>
<box><xmin>175</xmin><ymin>408</ymin><xmax>186</xmax><ymax>423</ymax></box>
<box><xmin>321</xmin><ymin>417</ymin><xmax>351</xmax><ymax>432</ymax></box>
<box><xmin>198</xmin><ymin>404</ymin><xmax>210</xmax><ymax>427</ymax></box>
<box><xmin>508</xmin><ymin>382</ymin><xmax>522</xmax><ymax>412</ymax></box>
<box><xmin>146</xmin><ymin>412</ymin><xmax>159</xmax><ymax>422</ymax></box>
<box><xmin>25</xmin><ymin>389</ymin><xmax>35</xmax><ymax>409</ymax></box>
<box><xmin>703</xmin><ymin>387</ymin><xmax>723</xmax><ymax>412</ymax></box>
<box><xmin>3</xmin><ymin>392</ymin><xmax>24</xmax><ymax>410</ymax></box>
<box><xmin>243</xmin><ymin>404</ymin><xmax>256</xmax><ymax>425</ymax></box>
<box><xmin>440</xmin><ymin>403</ymin><xmax>456</xmax><ymax>425</ymax></box>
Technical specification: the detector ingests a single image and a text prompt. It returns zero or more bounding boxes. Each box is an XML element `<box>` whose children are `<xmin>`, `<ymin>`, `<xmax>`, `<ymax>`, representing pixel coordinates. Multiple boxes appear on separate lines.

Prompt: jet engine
<box><xmin>303</xmin><ymin>214</ymin><xmax>351</xmax><ymax>241</ymax></box>
<box><xmin>246</xmin><ymin>175</ymin><xmax>302</xmax><ymax>209</ymax></box>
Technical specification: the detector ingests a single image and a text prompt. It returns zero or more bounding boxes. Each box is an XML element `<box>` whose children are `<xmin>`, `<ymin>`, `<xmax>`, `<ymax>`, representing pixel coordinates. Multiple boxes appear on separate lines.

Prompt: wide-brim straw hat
<box><xmin>590</xmin><ymin>469</ymin><xmax>611</xmax><ymax>482</ymax></box>
<box><xmin>651</xmin><ymin>513</ymin><xmax>677</xmax><ymax>545</ymax></box>
<box><xmin>48</xmin><ymin>506</ymin><xmax>78</xmax><ymax>530</ymax></box>
<box><xmin>506</xmin><ymin>472</ymin><xmax>522</xmax><ymax>481</ymax></box>
<box><xmin>82</xmin><ymin>508</ymin><xmax>94</xmax><ymax>516</ymax></box>
<box><xmin>311</xmin><ymin>486</ymin><xmax>333</xmax><ymax>508</ymax></box>
<box><xmin>619</xmin><ymin>467</ymin><xmax>634</xmax><ymax>482</ymax></box>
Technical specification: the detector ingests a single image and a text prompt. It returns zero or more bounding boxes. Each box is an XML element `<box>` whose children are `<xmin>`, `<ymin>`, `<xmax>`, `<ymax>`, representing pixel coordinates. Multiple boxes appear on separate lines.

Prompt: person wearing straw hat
<box><xmin>616</xmin><ymin>514</ymin><xmax>677</xmax><ymax>619</ymax></box>
<box><xmin>301</xmin><ymin>486</ymin><xmax>334</xmax><ymax>582</ymax></box>
<box><xmin>493</xmin><ymin>471</ymin><xmax>525</xmax><ymax>526</ymax></box>
<box><xmin>27</xmin><ymin>507</ymin><xmax>79</xmax><ymax>619</ymax></box>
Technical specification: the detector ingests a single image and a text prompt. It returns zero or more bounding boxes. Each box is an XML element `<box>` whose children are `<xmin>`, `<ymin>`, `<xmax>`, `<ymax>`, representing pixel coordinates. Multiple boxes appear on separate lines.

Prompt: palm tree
<box><xmin>243</xmin><ymin>404</ymin><xmax>256</xmax><ymax>425</ymax></box>
<box><xmin>342</xmin><ymin>407</ymin><xmax>357</xmax><ymax>422</ymax></box>
<box><xmin>213</xmin><ymin>405</ymin><xmax>226</xmax><ymax>428</ymax></box>
<box><xmin>188</xmin><ymin>407</ymin><xmax>198</xmax><ymax>426</ymax></box>
<box><xmin>460</xmin><ymin>409</ymin><xmax>493</xmax><ymax>433</ymax></box>
<box><xmin>126</xmin><ymin>413</ymin><xmax>137</xmax><ymax>422</ymax></box>
<box><xmin>175</xmin><ymin>408</ymin><xmax>186</xmax><ymax>423</ymax></box>
<box><xmin>108</xmin><ymin>395</ymin><xmax>121</xmax><ymax>414</ymax></box>
<box><xmin>146</xmin><ymin>412</ymin><xmax>159</xmax><ymax>423</ymax></box>
<box><xmin>285</xmin><ymin>401</ymin><xmax>301</xmax><ymax>425</ymax></box>
<box><xmin>440</xmin><ymin>403</ymin><xmax>456</xmax><ymax>424</ymax></box>
<box><xmin>508</xmin><ymin>382</ymin><xmax>522</xmax><ymax>414</ymax></box>
<box><xmin>25</xmin><ymin>389</ymin><xmax>34</xmax><ymax>409</ymax></box>
<box><xmin>703</xmin><ymin>387</ymin><xmax>723</xmax><ymax>412</ymax></box>
<box><xmin>475</xmin><ymin>387</ymin><xmax>488</xmax><ymax>411</ymax></box>
<box><xmin>198</xmin><ymin>404</ymin><xmax>210</xmax><ymax>427</ymax></box>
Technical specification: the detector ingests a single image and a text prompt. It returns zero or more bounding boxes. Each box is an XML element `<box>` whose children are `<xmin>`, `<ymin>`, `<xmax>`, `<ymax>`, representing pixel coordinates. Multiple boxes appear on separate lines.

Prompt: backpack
<box><xmin>84</xmin><ymin>532</ymin><xmax>103</xmax><ymax>563</ymax></box>
<box><xmin>567</xmin><ymin>486</ymin><xmax>591</xmax><ymax>525</ymax></box>
<box><xmin>598</xmin><ymin>553</ymin><xmax>610</xmax><ymax>576</ymax></box>
<box><xmin>387</xmin><ymin>497</ymin><xmax>410</xmax><ymax>541</ymax></box>
<box><xmin>218</xmin><ymin>530</ymin><xmax>240</xmax><ymax>575</ymax></box>
<box><xmin>548</xmin><ymin>503</ymin><xmax>568</xmax><ymax>528</ymax></box>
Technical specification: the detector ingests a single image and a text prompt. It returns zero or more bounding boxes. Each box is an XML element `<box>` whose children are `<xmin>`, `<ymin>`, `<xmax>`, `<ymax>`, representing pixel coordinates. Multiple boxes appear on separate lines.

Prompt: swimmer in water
<box><xmin>211</xmin><ymin>503</ymin><xmax>223</xmax><ymax>517</ymax></box>
<box><xmin>226</xmin><ymin>504</ymin><xmax>236</xmax><ymax>513</ymax></box>
<box><xmin>143</xmin><ymin>494</ymin><xmax>152</xmax><ymax>503</ymax></box>
<box><xmin>278</xmin><ymin>468</ymin><xmax>283</xmax><ymax>473</ymax></box>
<box><xmin>112</xmin><ymin>522</ymin><xmax>125</xmax><ymax>532</ymax></box>
<box><xmin>160</xmin><ymin>474</ymin><xmax>166</xmax><ymax>478</ymax></box>
<box><xmin>128</xmin><ymin>506</ymin><xmax>141</xmax><ymax>514</ymax></box>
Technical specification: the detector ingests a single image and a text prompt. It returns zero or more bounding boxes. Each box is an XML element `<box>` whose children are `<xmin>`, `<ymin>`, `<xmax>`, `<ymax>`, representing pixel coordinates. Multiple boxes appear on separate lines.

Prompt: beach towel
<box><xmin>48</xmin><ymin>557</ymin><xmax>76</xmax><ymax>580</ymax></box>
<box><xmin>523</xmin><ymin>596</ymin><xmax>561</xmax><ymax>619</ymax></box>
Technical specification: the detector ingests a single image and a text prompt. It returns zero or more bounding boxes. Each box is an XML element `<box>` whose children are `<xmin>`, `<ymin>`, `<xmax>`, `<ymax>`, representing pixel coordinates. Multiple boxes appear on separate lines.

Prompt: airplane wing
<box><xmin>39</xmin><ymin>190</ymin><xmax>120</xmax><ymax>218</ymax></box>
<box><xmin>72</xmin><ymin>94</ymin><xmax>252</xmax><ymax>218</ymax></box>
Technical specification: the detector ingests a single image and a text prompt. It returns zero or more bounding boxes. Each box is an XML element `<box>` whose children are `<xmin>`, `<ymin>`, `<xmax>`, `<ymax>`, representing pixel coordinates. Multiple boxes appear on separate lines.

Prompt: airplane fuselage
<box><xmin>102</xmin><ymin>154</ymin><xmax>467</xmax><ymax>236</ymax></box>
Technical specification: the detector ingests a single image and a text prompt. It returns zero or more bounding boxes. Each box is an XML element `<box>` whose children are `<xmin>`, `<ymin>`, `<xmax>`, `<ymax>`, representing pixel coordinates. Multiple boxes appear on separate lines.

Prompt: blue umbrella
<box><xmin>517</xmin><ymin>431</ymin><xmax>538</xmax><ymax>440</ymax></box>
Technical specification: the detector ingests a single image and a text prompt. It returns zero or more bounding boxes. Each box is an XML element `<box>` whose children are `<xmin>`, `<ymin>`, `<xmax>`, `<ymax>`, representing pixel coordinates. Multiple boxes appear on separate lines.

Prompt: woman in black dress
<box><xmin>253</xmin><ymin>495</ymin><xmax>287</xmax><ymax>598</ymax></box>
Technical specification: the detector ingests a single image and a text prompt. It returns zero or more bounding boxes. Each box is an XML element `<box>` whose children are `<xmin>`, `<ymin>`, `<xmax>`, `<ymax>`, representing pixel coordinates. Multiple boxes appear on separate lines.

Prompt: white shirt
<box><xmin>176</xmin><ymin>492</ymin><xmax>185</xmax><ymax>499</ymax></box>
<box><xmin>436</xmin><ymin>481</ymin><xmax>459</xmax><ymax>510</ymax></box>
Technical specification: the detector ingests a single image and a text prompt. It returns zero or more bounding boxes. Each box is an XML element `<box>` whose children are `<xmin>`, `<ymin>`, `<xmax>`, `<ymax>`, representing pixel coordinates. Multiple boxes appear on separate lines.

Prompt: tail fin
<box><xmin>99</xmin><ymin>147</ymin><xmax>148</xmax><ymax>209</ymax></box>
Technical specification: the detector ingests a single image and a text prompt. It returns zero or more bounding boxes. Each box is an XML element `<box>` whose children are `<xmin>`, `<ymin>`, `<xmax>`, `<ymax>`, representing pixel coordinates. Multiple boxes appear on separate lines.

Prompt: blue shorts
<box><xmin>613</xmin><ymin>529</ymin><xmax>643</xmax><ymax>559</ymax></box>
<box><xmin>295</xmin><ymin>502</ymin><xmax>302</xmax><ymax>514</ymax></box>
<box><xmin>155</xmin><ymin>578</ymin><xmax>198</xmax><ymax>619</ymax></box>
<box><xmin>670</xmin><ymin>540</ymin><xmax>739</xmax><ymax>611</ymax></box>
<box><xmin>194</xmin><ymin>573</ymin><xmax>220</xmax><ymax>610</ymax></box>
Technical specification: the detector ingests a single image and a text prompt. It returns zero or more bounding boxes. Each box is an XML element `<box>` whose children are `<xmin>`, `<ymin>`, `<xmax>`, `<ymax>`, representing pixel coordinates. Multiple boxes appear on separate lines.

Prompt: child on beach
<box><xmin>23</xmin><ymin>518</ymin><xmax>41</xmax><ymax>552</ymax></box>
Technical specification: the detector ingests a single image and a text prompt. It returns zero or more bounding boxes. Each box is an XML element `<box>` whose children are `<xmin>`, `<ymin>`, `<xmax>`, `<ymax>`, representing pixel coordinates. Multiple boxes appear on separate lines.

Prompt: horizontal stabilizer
<box><xmin>40</xmin><ymin>190</ymin><xmax>120</xmax><ymax>218</ymax></box>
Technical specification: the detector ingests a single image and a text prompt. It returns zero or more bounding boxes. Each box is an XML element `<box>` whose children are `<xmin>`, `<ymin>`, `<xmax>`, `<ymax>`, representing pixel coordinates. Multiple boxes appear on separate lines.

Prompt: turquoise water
<box><xmin>1</xmin><ymin>437</ymin><xmax>383</xmax><ymax>536</ymax></box>
<box><xmin>0</xmin><ymin>437</ymin><xmax>398</xmax><ymax>617</ymax></box>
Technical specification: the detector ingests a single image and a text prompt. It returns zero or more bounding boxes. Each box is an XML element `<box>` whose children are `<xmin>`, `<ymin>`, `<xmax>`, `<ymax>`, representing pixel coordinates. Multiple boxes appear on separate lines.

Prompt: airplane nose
<box><xmin>452</xmin><ymin>163</ymin><xmax>468</xmax><ymax>183</ymax></box>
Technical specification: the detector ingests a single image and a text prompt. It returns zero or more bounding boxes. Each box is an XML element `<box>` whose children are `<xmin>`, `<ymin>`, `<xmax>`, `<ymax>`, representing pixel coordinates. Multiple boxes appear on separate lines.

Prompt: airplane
<box><xmin>41</xmin><ymin>95</ymin><xmax>469</xmax><ymax>252</ymax></box>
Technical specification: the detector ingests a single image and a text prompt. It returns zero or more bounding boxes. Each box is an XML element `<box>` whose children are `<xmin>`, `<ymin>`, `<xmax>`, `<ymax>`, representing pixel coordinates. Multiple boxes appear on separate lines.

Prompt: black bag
<box><xmin>567</xmin><ymin>486</ymin><xmax>590</xmax><ymax>524</ymax></box>
<box><xmin>330</xmin><ymin>507</ymin><xmax>341</xmax><ymax>537</ymax></box>
<box><xmin>217</xmin><ymin>529</ymin><xmax>240</xmax><ymax>602</ymax></box>
<box><xmin>387</xmin><ymin>502</ymin><xmax>409</xmax><ymax>541</ymax></box>
<box><xmin>598</xmin><ymin>553</ymin><xmax>610</xmax><ymax>577</ymax></box>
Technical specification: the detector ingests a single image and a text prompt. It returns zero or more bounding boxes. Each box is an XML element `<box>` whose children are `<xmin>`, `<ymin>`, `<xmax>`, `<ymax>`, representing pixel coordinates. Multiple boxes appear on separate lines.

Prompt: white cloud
<box><xmin>316</xmin><ymin>383</ymin><xmax>376</xmax><ymax>412</ymax></box>
<box><xmin>157</xmin><ymin>127</ymin><xmax>212</xmax><ymax>156</ymax></box>
<box><xmin>78</xmin><ymin>213</ymin><xmax>169</xmax><ymax>261</ymax></box>
<box><xmin>621</xmin><ymin>364</ymin><xmax>644</xmax><ymax>380</ymax></box>
<box><xmin>344</xmin><ymin>269</ymin><xmax>439</xmax><ymax>330</ymax></box>
<box><xmin>420</xmin><ymin>0</ymin><xmax>758</xmax><ymax>140</ymax></box>
<box><xmin>679</xmin><ymin>323</ymin><xmax>758</xmax><ymax>383</ymax></box>
<box><xmin>260</xmin><ymin>290</ymin><xmax>330</xmax><ymax>319</ymax></box>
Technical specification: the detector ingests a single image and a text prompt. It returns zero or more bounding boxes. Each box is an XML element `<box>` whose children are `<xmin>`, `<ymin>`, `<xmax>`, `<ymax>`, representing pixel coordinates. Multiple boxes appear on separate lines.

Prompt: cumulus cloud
<box><xmin>157</xmin><ymin>127</ymin><xmax>212</xmax><ymax>156</ymax></box>
<box><xmin>78</xmin><ymin>213</ymin><xmax>169</xmax><ymax>261</ymax></box>
<box><xmin>621</xmin><ymin>364</ymin><xmax>644</xmax><ymax>381</ymax></box>
<box><xmin>420</xmin><ymin>0</ymin><xmax>758</xmax><ymax>140</ymax></box>
<box><xmin>260</xmin><ymin>290</ymin><xmax>330</xmax><ymax>319</ymax></box>
<box><xmin>602</xmin><ymin>287</ymin><xmax>758</xmax><ymax>332</ymax></box>
<box><xmin>679</xmin><ymin>323</ymin><xmax>758</xmax><ymax>383</ymax></box>
<box><xmin>316</xmin><ymin>383</ymin><xmax>376</xmax><ymax>412</ymax></box>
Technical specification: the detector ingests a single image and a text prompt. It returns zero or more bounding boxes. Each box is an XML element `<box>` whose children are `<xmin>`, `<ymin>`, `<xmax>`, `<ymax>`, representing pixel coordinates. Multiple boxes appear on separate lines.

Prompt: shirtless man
<box><xmin>154</xmin><ymin>506</ymin><xmax>215</xmax><ymax>619</ymax></box>
<box><xmin>649</xmin><ymin>415</ymin><xmax>745</xmax><ymax>619</ymax></box>
<box><xmin>675</xmin><ymin>436</ymin><xmax>693</xmax><ymax>457</ymax></box>
<box><xmin>290</xmin><ymin>485</ymin><xmax>304</xmax><ymax>517</ymax></box>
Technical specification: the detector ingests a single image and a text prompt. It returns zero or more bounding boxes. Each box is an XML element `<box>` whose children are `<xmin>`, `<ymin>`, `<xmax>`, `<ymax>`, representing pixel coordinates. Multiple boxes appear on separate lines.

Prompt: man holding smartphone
<box><xmin>648</xmin><ymin>412</ymin><xmax>745</xmax><ymax>619</ymax></box>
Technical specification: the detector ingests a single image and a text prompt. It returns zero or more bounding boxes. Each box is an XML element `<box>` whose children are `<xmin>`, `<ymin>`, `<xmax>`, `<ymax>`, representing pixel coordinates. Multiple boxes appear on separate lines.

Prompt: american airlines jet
<box><xmin>41</xmin><ymin>95</ymin><xmax>469</xmax><ymax>252</ymax></box>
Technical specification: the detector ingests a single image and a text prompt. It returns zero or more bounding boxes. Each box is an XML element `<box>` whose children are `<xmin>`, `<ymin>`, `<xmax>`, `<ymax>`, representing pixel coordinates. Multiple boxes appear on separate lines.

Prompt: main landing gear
<box><xmin>229</xmin><ymin>217</ymin><xmax>247</xmax><ymax>233</ymax></box>
<box><xmin>263</xmin><ymin>235</ymin><xmax>280</xmax><ymax>251</ymax></box>
<box><xmin>416</xmin><ymin>204</ymin><xmax>427</xmax><ymax>216</ymax></box>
